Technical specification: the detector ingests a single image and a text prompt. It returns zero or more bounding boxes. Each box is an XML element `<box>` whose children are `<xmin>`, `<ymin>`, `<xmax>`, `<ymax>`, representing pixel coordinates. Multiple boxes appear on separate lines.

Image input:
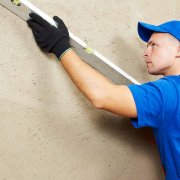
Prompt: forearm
<box><xmin>60</xmin><ymin>49</ymin><xmax>115</xmax><ymax>107</ymax></box>
<box><xmin>28</xmin><ymin>14</ymin><xmax>137</xmax><ymax>118</ymax></box>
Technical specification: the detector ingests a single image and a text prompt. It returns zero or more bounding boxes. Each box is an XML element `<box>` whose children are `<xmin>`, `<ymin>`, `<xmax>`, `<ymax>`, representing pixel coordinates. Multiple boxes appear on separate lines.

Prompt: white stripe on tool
<box><xmin>6</xmin><ymin>0</ymin><xmax>141</xmax><ymax>85</ymax></box>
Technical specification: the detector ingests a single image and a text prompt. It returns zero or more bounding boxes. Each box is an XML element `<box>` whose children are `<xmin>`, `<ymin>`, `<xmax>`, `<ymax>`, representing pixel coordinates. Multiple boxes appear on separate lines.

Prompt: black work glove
<box><xmin>27</xmin><ymin>13</ymin><xmax>71</xmax><ymax>60</ymax></box>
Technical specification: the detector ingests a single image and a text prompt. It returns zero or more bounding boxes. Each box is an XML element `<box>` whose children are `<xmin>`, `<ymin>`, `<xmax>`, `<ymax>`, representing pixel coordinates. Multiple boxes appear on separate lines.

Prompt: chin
<box><xmin>148</xmin><ymin>69</ymin><xmax>161</xmax><ymax>76</ymax></box>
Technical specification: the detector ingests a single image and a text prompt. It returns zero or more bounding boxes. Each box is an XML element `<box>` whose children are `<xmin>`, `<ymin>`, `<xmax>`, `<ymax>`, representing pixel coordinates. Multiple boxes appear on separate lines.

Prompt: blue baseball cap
<box><xmin>138</xmin><ymin>20</ymin><xmax>180</xmax><ymax>42</ymax></box>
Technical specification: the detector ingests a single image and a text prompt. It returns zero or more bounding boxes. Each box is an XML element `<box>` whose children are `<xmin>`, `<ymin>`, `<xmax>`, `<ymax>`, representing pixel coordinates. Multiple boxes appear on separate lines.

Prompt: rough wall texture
<box><xmin>0</xmin><ymin>0</ymin><xmax>179</xmax><ymax>179</ymax></box>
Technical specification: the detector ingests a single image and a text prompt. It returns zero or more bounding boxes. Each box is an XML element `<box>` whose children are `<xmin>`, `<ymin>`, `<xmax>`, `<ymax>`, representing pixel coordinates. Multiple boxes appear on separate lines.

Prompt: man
<box><xmin>27</xmin><ymin>13</ymin><xmax>180</xmax><ymax>179</ymax></box>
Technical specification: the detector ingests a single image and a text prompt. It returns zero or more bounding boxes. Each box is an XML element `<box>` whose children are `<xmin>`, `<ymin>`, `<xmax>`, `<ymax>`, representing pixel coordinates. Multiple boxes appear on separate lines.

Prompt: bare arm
<box><xmin>61</xmin><ymin>49</ymin><xmax>137</xmax><ymax>118</ymax></box>
<box><xmin>27</xmin><ymin>14</ymin><xmax>137</xmax><ymax>118</ymax></box>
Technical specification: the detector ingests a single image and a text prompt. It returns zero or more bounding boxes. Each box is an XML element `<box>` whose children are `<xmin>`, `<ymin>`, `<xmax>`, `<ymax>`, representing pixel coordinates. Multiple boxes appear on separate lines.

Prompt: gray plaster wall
<box><xmin>0</xmin><ymin>0</ymin><xmax>179</xmax><ymax>179</ymax></box>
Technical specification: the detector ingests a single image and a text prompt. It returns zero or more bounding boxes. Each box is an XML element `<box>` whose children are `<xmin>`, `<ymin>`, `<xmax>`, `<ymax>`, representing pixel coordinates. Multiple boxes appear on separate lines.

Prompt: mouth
<box><xmin>146</xmin><ymin>62</ymin><xmax>152</xmax><ymax>67</ymax></box>
<box><xmin>146</xmin><ymin>62</ymin><xmax>152</xmax><ymax>64</ymax></box>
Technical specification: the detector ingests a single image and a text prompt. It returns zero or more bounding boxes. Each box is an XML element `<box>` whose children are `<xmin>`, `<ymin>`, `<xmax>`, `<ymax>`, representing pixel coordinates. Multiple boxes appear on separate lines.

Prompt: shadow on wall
<box><xmin>92</xmin><ymin>110</ymin><xmax>164</xmax><ymax>179</ymax></box>
<box><xmin>14</xmin><ymin>16</ymin><xmax>163</xmax><ymax>179</ymax></box>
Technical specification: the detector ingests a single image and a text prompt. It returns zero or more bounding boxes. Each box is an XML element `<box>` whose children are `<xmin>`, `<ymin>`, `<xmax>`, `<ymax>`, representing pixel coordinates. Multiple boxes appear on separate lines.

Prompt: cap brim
<box><xmin>138</xmin><ymin>22</ymin><xmax>168</xmax><ymax>42</ymax></box>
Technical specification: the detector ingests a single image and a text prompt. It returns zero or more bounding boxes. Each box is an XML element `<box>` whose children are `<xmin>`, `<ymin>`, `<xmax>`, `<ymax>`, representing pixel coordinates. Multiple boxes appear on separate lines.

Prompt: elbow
<box><xmin>91</xmin><ymin>95</ymin><xmax>105</xmax><ymax>109</ymax></box>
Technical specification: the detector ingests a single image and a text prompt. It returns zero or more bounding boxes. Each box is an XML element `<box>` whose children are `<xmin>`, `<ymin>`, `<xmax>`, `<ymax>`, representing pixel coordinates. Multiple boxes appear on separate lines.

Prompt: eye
<box><xmin>146</xmin><ymin>42</ymin><xmax>158</xmax><ymax>48</ymax></box>
<box><xmin>152</xmin><ymin>43</ymin><xmax>157</xmax><ymax>47</ymax></box>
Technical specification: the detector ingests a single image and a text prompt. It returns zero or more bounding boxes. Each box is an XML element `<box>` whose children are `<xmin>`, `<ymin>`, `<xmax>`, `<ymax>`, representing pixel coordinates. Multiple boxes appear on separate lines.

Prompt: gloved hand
<box><xmin>27</xmin><ymin>13</ymin><xmax>71</xmax><ymax>60</ymax></box>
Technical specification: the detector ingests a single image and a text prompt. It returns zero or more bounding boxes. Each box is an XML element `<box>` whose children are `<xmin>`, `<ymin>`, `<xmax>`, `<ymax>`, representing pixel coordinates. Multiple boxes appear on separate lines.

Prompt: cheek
<box><xmin>152</xmin><ymin>48</ymin><xmax>174</xmax><ymax>66</ymax></box>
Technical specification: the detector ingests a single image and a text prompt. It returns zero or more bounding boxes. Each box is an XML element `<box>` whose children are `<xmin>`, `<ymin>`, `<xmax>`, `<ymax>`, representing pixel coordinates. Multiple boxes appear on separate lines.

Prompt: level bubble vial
<box><xmin>11</xmin><ymin>0</ymin><xmax>21</xmax><ymax>6</ymax></box>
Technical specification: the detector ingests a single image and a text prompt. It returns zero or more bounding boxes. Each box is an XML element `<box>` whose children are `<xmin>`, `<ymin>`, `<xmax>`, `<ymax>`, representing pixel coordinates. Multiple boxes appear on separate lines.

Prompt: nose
<box><xmin>143</xmin><ymin>47</ymin><xmax>150</xmax><ymax>59</ymax></box>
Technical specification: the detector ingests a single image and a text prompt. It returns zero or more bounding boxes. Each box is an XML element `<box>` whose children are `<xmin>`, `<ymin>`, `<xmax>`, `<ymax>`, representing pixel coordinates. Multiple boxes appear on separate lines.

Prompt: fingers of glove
<box><xmin>36</xmin><ymin>36</ymin><xmax>65</xmax><ymax>53</ymax></box>
<box><xmin>32</xmin><ymin>34</ymin><xmax>52</xmax><ymax>50</ymax></box>
<box><xmin>27</xmin><ymin>19</ymin><xmax>43</xmax><ymax>32</ymax></box>
<box><xmin>33</xmin><ymin>37</ymin><xmax>47</xmax><ymax>50</ymax></box>
<box><xmin>40</xmin><ymin>42</ymin><xmax>54</xmax><ymax>52</ymax></box>
<box><xmin>38</xmin><ymin>37</ymin><xmax>60</xmax><ymax>52</ymax></box>
<box><xmin>29</xmin><ymin>13</ymin><xmax>49</xmax><ymax>27</ymax></box>
<box><xmin>53</xmin><ymin>16</ymin><xmax>69</xmax><ymax>34</ymax></box>
<box><xmin>35</xmin><ymin>39</ymin><xmax>55</xmax><ymax>52</ymax></box>
<box><xmin>32</xmin><ymin>29</ymin><xmax>40</xmax><ymax>40</ymax></box>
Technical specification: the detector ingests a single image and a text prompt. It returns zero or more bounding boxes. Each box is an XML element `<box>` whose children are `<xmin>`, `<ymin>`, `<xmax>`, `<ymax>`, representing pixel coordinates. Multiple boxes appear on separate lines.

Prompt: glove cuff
<box><xmin>53</xmin><ymin>39</ymin><xmax>71</xmax><ymax>60</ymax></box>
<box><xmin>59</xmin><ymin>48</ymin><xmax>72</xmax><ymax>60</ymax></box>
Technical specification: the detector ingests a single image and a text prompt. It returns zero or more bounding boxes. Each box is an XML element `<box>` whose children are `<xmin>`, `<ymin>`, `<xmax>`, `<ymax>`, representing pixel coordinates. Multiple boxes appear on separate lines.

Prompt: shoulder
<box><xmin>128</xmin><ymin>76</ymin><xmax>178</xmax><ymax>95</ymax></box>
<box><xmin>128</xmin><ymin>76</ymin><xmax>180</xmax><ymax>117</ymax></box>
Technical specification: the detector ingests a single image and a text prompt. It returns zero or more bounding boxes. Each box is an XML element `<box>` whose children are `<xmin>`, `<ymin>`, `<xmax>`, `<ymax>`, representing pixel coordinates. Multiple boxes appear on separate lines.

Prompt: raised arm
<box><xmin>61</xmin><ymin>49</ymin><xmax>137</xmax><ymax>118</ymax></box>
<box><xmin>27</xmin><ymin>13</ymin><xmax>137</xmax><ymax>118</ymax></box>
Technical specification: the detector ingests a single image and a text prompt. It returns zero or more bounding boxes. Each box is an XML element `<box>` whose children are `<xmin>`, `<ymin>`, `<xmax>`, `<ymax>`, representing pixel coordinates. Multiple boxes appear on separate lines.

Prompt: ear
<box><xmin>176</xmin><ymin>44</ymin><xmax>180</xmax><ymax>58</ymax></box>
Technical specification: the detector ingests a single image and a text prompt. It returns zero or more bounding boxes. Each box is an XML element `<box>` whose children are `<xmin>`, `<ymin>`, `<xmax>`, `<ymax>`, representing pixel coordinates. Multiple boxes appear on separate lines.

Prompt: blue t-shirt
<box><xmin>128</xmin><ymin>76</ymin><xmax>180</xmax><ymax>180</ymax></box>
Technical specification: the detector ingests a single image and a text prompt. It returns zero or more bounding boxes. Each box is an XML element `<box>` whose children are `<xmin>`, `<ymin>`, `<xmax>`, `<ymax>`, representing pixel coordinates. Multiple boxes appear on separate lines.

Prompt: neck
<box><xmin>163</xmin><ymin>60</ymin><xmax>180</xmax><ymax>76</ymax></box>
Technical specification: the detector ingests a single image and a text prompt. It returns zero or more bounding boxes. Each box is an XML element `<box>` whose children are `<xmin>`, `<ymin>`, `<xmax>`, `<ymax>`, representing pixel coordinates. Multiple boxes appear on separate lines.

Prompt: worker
<box><xmin>27</xmin><ymin>13</ymin><xmax>180</xmax><ymax>180</ymax></box>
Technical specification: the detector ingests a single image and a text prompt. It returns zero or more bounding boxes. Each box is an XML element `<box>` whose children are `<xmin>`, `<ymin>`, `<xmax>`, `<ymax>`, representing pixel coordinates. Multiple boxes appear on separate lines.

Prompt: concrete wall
<box><xmin>0</xmin><ymin>0</ymin><xmax>179</xmax><ymax>179</ymax></box>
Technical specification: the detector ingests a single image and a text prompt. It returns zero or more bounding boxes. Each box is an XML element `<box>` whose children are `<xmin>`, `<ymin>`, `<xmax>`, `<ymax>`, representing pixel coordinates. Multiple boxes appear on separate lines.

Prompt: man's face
<box><xmin>143</xmin><ymin>32</ymin><xmax>180</xmax><ymax>76</ymax></box>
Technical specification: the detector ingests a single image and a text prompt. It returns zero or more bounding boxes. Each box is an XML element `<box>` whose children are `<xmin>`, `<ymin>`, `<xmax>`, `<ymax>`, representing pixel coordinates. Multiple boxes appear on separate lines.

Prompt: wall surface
<box><xmin>0</xmin><ymin>0</ymin><xmax>179</xmax><ymax>179</ymax></box>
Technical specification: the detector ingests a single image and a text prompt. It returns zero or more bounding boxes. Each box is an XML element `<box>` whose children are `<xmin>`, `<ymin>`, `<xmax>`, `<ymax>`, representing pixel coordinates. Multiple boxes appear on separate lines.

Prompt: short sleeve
<box><xmin>128</xmin><ymin>79</ymin><xmax>168</xmax><ymax>129</ymax></box>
